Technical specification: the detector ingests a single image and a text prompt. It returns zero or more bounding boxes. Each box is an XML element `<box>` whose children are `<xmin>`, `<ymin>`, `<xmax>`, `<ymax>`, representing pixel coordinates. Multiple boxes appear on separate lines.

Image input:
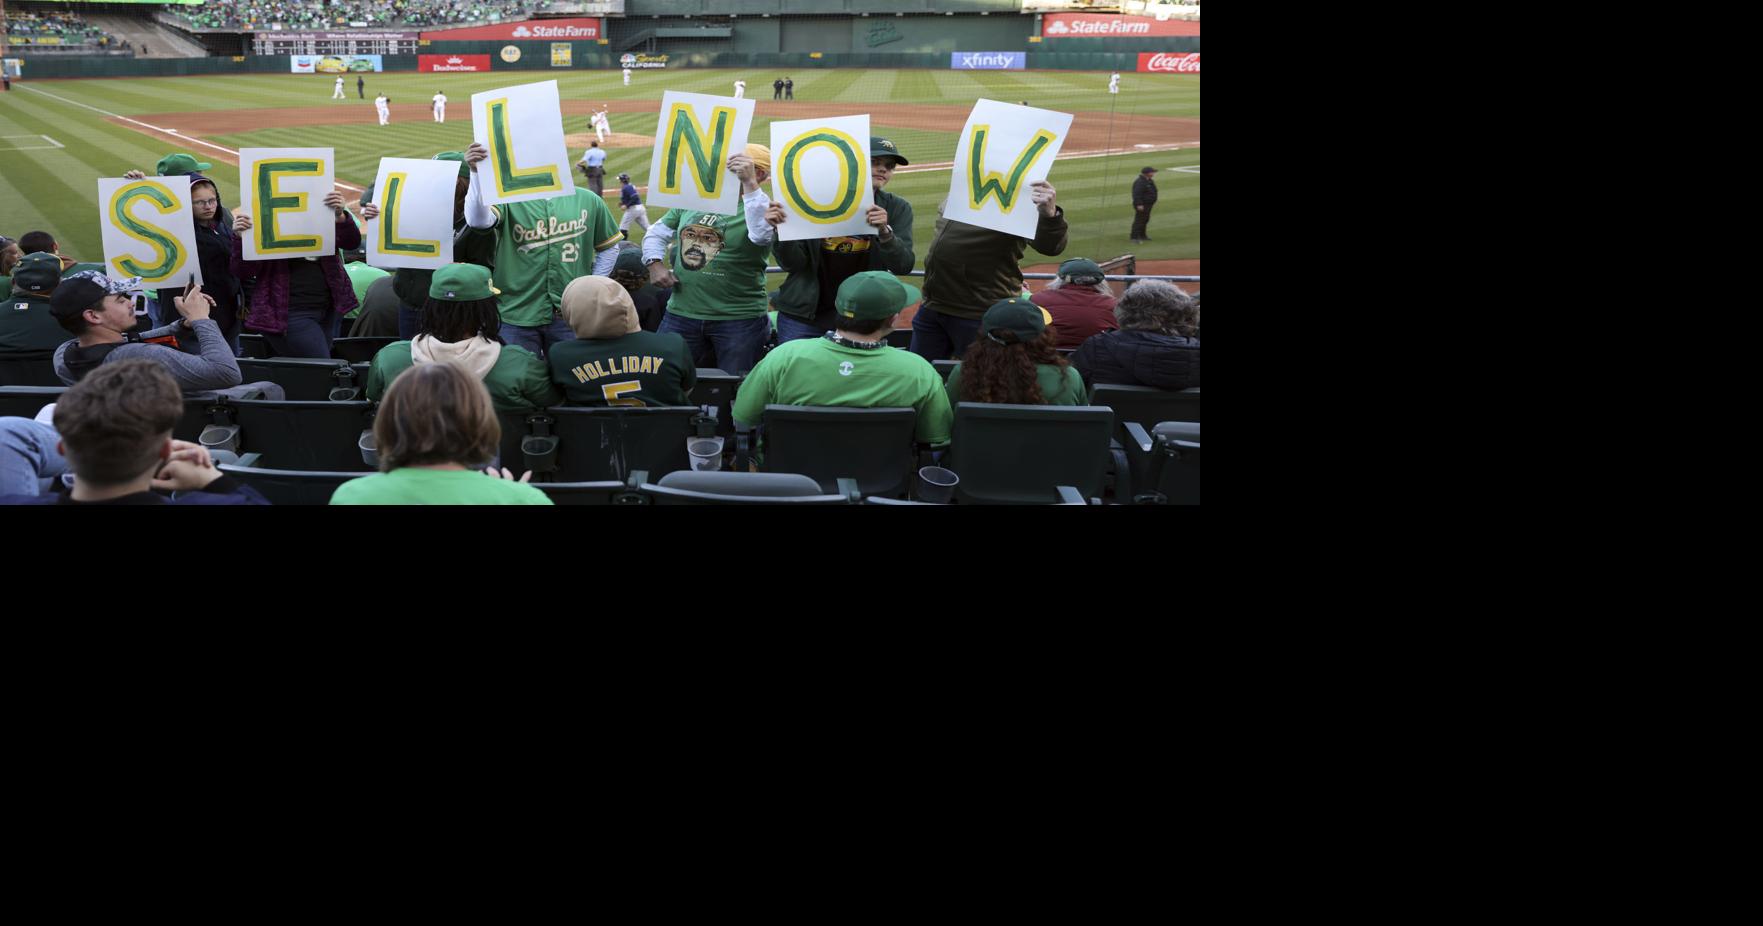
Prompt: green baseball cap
<box><xmin>981</xmin><ymin>297</ymin><xmax>1049</xmax><ymax>345</ymax></box>
<box><xmin>155</xmin><ymin>153</ymin><xmax>213</xmax><ymax>176</ymax></box>
<box><xmin>834</xmin><ymin>270</ymin><xmax>921</xmax><ymax>321</ymax></box>
<box><xmin>870</xmin><ymin>136</ymin><xmax>909</xmax><ymax>166</ymax></box>
<box><xmin>10</xmin><ymin>251</ymin><xmax>63</xmax><ymax>293</ymax></box>
<box><xmin>1057</xmin><ymin>258</ymin><xmax>1105</xmax><ymax>284</ymax></box>
<box><xmin>434</xmin><ymin>151</ymin><xmax>470</xmax><ymax>179</ymax></box>
<box><xmin>429</xmin><ymin>263</ymin><xmax>501</xmax><ymax>301</ymax></box>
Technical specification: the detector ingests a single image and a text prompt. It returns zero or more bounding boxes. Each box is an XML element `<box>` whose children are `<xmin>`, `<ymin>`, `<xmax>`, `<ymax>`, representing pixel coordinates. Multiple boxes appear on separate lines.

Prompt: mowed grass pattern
<box><xmin>3</xmin><ymin>68</ymin><xmax>1196</xmax><ymax>269</ymax></box>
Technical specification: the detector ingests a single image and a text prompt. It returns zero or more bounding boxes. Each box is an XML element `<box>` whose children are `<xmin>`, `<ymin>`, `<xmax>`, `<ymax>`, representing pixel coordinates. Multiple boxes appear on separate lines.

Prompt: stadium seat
<box><xmin>237</xmin><ymin>334</ymin><xmax>273</xmax><ymax>359</ymax></box>
<box><xmin>870</xmin><ymin>485</ymin><xmax>1090</xmax><ymax>506</ymax></box>
<box><xmin>933</xmin><ymin>359</ymin><xmax>959</xmax><ymax>382</ymax></box>
<box><xmin>0</xmin><ymin>350</ymin><xmax>63</xmax><ymax>387</ymax></box>
<box><xmin>944</xmin><ymin>403</ymin><xmax>1119</xmax><ymax>504</ymax></box>
<box><xmin>639</xmin><ymin>470</ymin><xmax>861</xmax><ymax>505</ymax></box>
<box><xmin>885</xmin><ymin>329</ymin><xmax>913</xmax><ymax>350</ymax></box>
<box><xmin>330</xmin><ymin>337</ymin><xmax>397</xmax><ymax>363</ymax></box>
<box><xmin>0</xmin><ymin>386</ymin><xmax>66</xmax><ymax>419</ymax></box>
<box><xmin>1121</xmin><ymin>421</ymin><xmax>1200</xmax><ymax>505</ymax></box>
<box><xmin>217</xmin><ymin>463</ymin><xmax>369</xmax><ymax>505</ymax></box>
<box><xmin>229</xmin><ymin>400</ymin><xmax>377</xmax><ymax>471</ymax></box>
<box><xmin>689</xmin><ymin>368</ymin><xmax>742</xmax><ymax>441</ymax></box>
<box><xmin>531</xmin><ymin>406</ymin><xmax>701</xmax><ymax>482</ymax></box>
<box><xmin>534</xmin><ymin>479</ymin><xmax>645</xmax><ymax>506</ymax></box>
<box><xmin>1089</xmin><ymin>383</ymin><xmax>1201</xmax><ymax>439</ymax></box>
<box><xmin>237</xmin><ymin>357</ymin><xmax>363</xmax><ymax>402</ymax></box>
<box><xmin>758</xmin><ymin>405</ymin><xmax>918</xmax><ymax>497</ymax></box>
<box><xmin>174</xmin><ymin>396</ymin><xmax>235</xmax><ymax>444</ymax></box>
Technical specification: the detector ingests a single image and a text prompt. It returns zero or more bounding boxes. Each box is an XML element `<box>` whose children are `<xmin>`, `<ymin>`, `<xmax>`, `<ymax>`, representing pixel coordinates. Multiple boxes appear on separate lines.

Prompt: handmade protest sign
<box><xmin>471</xmin><ymin>79</ymin><xmax>574</xmax><ymax>206</ymax></box>
<box><xmin>366</xmin><ymin>158</ymin><xmax>458</xmax><ymax>270</ymax></box>
<box><xmin>238</xmin><ymin>147</ymin><xmax>337</xmax><ymax>260</ymax></box>
<box><xmin>945</xmin><ymin>100</ymin><xmax>1074</xmax><ymax>239</ymax></box>
<box><xmin>96</xmin><ymin>175</ymin><xmax>201</xmax><ymax>288</ymax></box>
<box><xmin>768</xmin><ymin>115</ymin><xmax>874</xmax><ymax>242</ymax></box>
<box><xmin>646</xmin><ymin>90</ymin><xmax>756</xmax><ymax>214</ymax></box>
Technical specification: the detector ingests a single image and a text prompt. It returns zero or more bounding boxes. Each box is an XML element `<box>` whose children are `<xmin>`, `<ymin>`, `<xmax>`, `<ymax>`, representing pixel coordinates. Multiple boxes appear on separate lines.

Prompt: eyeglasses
<box><xmin>192</xmin><ymin>198</ymin><xmax>219</xmax><ymax>207</ymax></box>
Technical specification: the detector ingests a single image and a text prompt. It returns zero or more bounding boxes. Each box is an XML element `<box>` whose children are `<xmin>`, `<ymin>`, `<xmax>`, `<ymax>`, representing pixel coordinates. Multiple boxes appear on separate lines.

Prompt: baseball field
<box><xmin>0</xmin><ymin>67</ymin><xmax>1198</xmax><ymax>275</ymax></box>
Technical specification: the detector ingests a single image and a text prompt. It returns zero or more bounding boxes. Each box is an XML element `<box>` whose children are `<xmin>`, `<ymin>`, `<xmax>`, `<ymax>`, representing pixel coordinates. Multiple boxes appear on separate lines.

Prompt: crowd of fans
<box><xmin>3</xmin><ymin>10</ymin><xmax>125</xmax><ymax>47</ymax></box>
<box><xmin>171</xmin><ymin>0</ymin><xmax>532</xmax><ymax>31</ymax></box>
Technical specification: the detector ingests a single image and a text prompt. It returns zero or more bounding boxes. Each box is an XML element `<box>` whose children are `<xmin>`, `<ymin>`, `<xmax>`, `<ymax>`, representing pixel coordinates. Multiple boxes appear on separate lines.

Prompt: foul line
<box><xmin>17</xmin><ymin>84</ymin><xmax>366</xmax><ymax>193</ymax></box>
<box><xmin>896</xmin><ymin>143</ymin><xmax>1198</xmax><ymax>175</ymax></box>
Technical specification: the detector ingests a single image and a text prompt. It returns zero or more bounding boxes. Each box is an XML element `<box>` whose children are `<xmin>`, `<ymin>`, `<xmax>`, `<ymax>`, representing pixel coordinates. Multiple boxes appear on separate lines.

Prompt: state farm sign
<box><xmin>1043</xmin><ymin>14</ymin><xmax>1201</xmax><ymax>37</ymax></box>
<box><xmin>1138</xmin><ymin>52</ymin><xmax>1200</xmax><ymax>73</ymax></box>
<box><xmin>420</xmin><ymin>17</ymin><xmax>601</xmax><ymax>42</ymax></box>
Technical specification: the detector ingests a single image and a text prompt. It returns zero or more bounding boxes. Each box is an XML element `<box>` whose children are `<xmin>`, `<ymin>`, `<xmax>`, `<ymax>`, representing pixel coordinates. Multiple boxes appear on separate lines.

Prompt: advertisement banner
<box><xmin>645</xmin><ymin>90</ymin><xmax>756</xmax><ymax>215</ymax></box>
<box><xmin>420</xmin><ymin>54</ymin><xmax>492</xmax><ymax>72</ymax></box>
<box><xmin>1137</xmin><ymin>52</ymin><xmax>1200</xmax><ymax>73</ymax></box>
<box><xmin>291</xmin><ymin>54</ymin><xmax>384</xmax><ymax>74</ymax></box>
<box><xmin>1042</xmin><ymin>14</ymin><xmax>1202</xmax><ymax>37</ymax></box>
<box><xmin>366</xmin><ymin>158</ymin><xmax>459</xmax><ymax>271</ymax></box>
<box><xmin>238</xmin><ymin>147</ymin><xmax>338</xmax><ymax>261</ymax></box>
<box><xmin>420</xmin><ymin>18</ymin><xmax>601</xmax><ymax>42</ymax></box>
<box><xmin>945</xmin><ymin>100</ymin><xmax>1073</xmax><ymax>240</ymax></box>
<box><xmin>768</xmin><ymin>115</ymin><xmax>873</xmax><ymax>243</ymax></box>
<box><xmin>96</xmin><ymin>176</ymin><xmax>202</xmax><ymax>290</ymax></box>
<box><xmin>950</xmin><ymin>51</ymin><xmax>1026</xmax><ymax>70</ymax></box>
<box><xmin>261</xmin><ymin>31</ymin><xmax>419</xmax><ymax>41</ymax></box>
<box><xmin>619</xmin><ymin>52</ymin><xmax>667</xmax><ymax>69</ymax></box>
<box><xmin>551</xmin><ymin>43</ymin><xmax>572</xmax><ymax>67</ymax></box>
<box><xmin>471</xmin><ymin>80</ymin><xmax>575</xmax><ymax>207</ymax></box>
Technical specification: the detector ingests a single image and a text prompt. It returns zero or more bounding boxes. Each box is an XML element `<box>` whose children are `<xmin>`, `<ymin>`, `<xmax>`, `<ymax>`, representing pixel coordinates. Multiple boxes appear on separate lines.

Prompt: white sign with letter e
<box><xmin>769</xmin><ymin>114</ymin><xmax>874</xmax><ymax>242</ymax></box>
<box><xmin>96</xmin><ymin>175</ymin><xmax>202</xmax><ymax>289</ymax></box>
<box><xmin>646</xmin><ymin>90</ymin><xmax>756</xmax><ymax>214</ymax></box>
<box><xmin>945</xmin><ymin>99</ymin><xmax>1073</xmax><ymax>239</ymax></box>
<box><xmin>367</xmin><ymin>157</ymin><xmax>459</xmax><ymax>270</ymax></box>
<box><xmin>238</xmin><ymin>147</ymin><xmax>337</xmax><ymax>260</ymax></box>
<box><xmin>471</xmin><ymin>79</ymin><xmax>575</xmax><ymax>206</ymax></box>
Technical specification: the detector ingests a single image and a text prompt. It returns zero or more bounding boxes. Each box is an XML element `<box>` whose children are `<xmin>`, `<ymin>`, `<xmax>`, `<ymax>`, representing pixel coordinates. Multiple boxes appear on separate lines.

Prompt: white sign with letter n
<box><xmin>367</xmin><ymin>157</ymin><xmax>459</xmax><ymax>270</ymax></box>
<box><xmin>646</xmin><ymin>90</ymin><xmax>756</xmax><ymax>214</ymax></box>
<box><xmin>471</xmin><ymin>79</ymin><xmax>575</xmax><ymax>206</ymax></box>
<box><xmin>96</xmin><ymin>175</ymin><xmax>202</xmax><ymax>289</ymax></box>
<box><xmin>238</xmin><ymin>147</ymin><xmax>337</xmax><ymax>261</ymax></box>
<box><xmin>945</xmin><ymin>99</ymin><xmax>1074</xmax><ymax>239</ymax></box>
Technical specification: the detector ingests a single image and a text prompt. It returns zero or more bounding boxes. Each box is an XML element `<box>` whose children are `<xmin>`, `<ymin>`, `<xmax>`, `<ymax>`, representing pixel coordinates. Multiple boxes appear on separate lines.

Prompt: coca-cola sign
<box><xmin>1043</xmin><ymin>14</ymin><xmax>1201</xmax><ymax>37</ymax></box>
<box><xmin>1138</xmin><ymin>52</ymin><xmax>1201</xmax><ymax>73</ymax></box>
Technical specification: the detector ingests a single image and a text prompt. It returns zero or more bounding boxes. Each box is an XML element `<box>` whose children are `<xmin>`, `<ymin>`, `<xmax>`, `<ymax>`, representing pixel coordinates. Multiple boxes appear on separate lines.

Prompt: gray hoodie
<box><xmin>54</xmin><ymin>318</ymin><xmax>251</xmax><ymax>396</ymax></box>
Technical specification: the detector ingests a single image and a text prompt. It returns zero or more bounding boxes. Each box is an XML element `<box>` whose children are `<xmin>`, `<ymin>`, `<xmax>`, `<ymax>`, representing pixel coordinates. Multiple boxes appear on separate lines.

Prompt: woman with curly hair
<box><xmin>944</xmin><ymin>297</ymin><xmax>1087</xmax><ymax>407</ymax></box>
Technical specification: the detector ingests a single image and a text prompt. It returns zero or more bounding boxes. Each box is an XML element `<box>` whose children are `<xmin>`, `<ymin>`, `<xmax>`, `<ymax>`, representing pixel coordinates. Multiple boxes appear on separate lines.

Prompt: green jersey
<box><xmin>1</xmin><ymin>292</ymin><xmax>68</xmax><ymax>352</ymax></box>
<box><xmin>733</xmin><ymin>336</ymin><xmax>952</xmax><ymax>445</ymax></box>
<box><xmin>944</xmin><ymin>362</ymin><xmax>1086</xmax><ymax>407</ymax></box>
<box><xmin>330</xmin><ymin>467</ymin><xmax>554</xmax><ymax>505</ymax></box>
<box><xmin>547</xmin><ymin>331</ymin><xmax>697</xmax><ymax>407</ymax></box>
<box><xmin>658</xmin><ymin>207</ymin><xmax>772</xmax><ymax>321</ymax></box>
<box><xmin>466</xmin><ymin>190</ymin><xmax>623</xmax><ymax>329</ymax></box>
<box><xmin>366</xmin><ymin>341</ymin><xmax>563</xmax><ymax>413</ymax></box>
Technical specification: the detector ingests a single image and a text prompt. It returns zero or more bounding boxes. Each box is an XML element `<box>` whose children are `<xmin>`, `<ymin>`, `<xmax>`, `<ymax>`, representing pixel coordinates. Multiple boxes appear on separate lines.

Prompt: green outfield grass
<box><xmin>0</xmin><ymin>68</ymin><xmax>1197</xmax><ymax>270</ymax></box>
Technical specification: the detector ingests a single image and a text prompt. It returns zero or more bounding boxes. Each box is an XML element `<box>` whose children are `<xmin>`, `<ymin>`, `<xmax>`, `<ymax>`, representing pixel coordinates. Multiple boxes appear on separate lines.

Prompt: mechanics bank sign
<box><xmin>951</xmin><ymin>51</ymin><xmax>1026</xmax><ymax>70</ymax></box>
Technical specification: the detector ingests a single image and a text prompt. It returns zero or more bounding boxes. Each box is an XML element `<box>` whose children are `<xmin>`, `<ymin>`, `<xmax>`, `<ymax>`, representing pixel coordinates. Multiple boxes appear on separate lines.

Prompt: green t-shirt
<box><xmin>944</xmin><ymin>362</ymin><xmax>1087</xmax><ymax>407</ymax></box>
<box><xmin>733</xmin><ymin>336</ymin><xmax>952</xmax><ymax>445</ymax></box>
<box><xmin>658</xmin><ymin>208</ymin><xmax>772</xmax><ymax>321</ymax></box>
<box><xmin>343</xmin><ymin>262</ymin><xmax>390</xmax><ymax>319</ymax></box>
<box><xmin>366</xmin><ymin>341</ymin><xmax>563</xmax><ymax>413</ymax></box>
<box><xmin>466</xmin><ymin>190</ymin><xmax>624</xmax><ymax>329</ymax></box>
<box><xmin>0</xmin><ymin>292</ymin><xmax>69</xmax><ymax>352</ymax></box>
<box><xmin>330</xmin><ymin>467</ymin><xmax>554</xmax><ymax>505</ymax></box>
<box><xmin>547</xmin><ymin>330</ymin><xmax>697</xmax><ymax>407</ymax></box>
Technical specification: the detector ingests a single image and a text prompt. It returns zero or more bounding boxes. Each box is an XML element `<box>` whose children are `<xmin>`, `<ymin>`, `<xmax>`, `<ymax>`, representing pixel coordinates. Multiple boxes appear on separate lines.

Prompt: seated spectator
<box><xmin>50</xmin><ymin>271</ymin><xmax>284</xmax><ymax>400</ymax></box>
<box><xmin>1031</xmin><ymin>257</ymin><xmax>1118</xmax><ymax>349</ymax></box>
<box><xmin>17</xmin><ymin>230</ymin><xmax>102</xmax><ymax>277</ymax></box>
<box><xmin>365</xmin><ymin>263</ymin><xmax>560</xmax><ymax>413</ymax></box>
<box><xmin>0</xmin><ymin>415</ymin><xmax>68</xmax><ymax>497</ymax></box>
<box><xmin>945</xmin><ymin>298</ymin><xmax>1086</xmax><ymax>406</ymax></box>
<box><xmin>331</xmin><ymin>361</ymin><xmax>553</xmax><ymax>505</ymax></box>
<box><xmin>341</xmin><ymin>249</ymin><xmax>389</xmax><ymax>335</ymax></box>
<box><xmin>0</xmin><ymin>236</ymin><xmax>19</xmax><ymax>301</ymax></box>
<box><xmin>0</xmin><ymin>360</ymin><xmax>269</xmax><ymax>505</ymax></box>
<box><xmin>348</xmin><ymin>274</ymin><xmax>401</xmax><ymax>338</ymax></box>
<box><xmin>733</xmin><ymin>270</ymin><xmax>951</xmax><ymax>447</ymax></box>
<box><xmin>231</xmin><ymin>189</ymin><xmax>362</xmax><ymax>358</ymax></box>
<box><xmin>1</xmin><ymin>252</ymin><xmax>76</xmax><ymax>352</ymax></box>
<box><xmin>549</xmin><ymin>275</ymin><xmax>695</xmax><ymax>407</ymax></box>
<box><xmin>1069</xmin><ymin>279</ymin><xmax>1200</xmax><ymax>391</ymax></box>
<box><xmin>610</xmin><ymin>248</ymin><xmax>669</xmax><ymax>333</ymax></box>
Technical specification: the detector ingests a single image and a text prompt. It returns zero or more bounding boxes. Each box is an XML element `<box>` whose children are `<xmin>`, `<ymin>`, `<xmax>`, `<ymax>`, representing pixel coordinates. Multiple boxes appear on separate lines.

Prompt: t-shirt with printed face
<box><xmin>658</xmin><ymin>209</ymin><xmax>770</xmax><ymax>321</ymax></box>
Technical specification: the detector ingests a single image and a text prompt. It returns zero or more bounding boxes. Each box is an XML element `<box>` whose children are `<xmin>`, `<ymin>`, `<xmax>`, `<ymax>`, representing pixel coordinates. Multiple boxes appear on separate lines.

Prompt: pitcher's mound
<box><xmin>566</xmin><ymin>132</ymin><xmax>654</xmax><ymax>150</ymax></box>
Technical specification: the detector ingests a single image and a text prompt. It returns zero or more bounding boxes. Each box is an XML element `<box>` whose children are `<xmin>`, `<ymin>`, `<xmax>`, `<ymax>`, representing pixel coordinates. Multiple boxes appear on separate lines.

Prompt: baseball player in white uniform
<box><xmin>432</xmin><ymin>91</ymin><xmax>447</xmax><ymax>123</ymax></box>
<box><xmin>623</xmin><ymin>66</ymin><xmax>632</xmax><ymax>86</ymax></box>
<box><xmin>733</xmin><ymin>79</ymin><xmax>746</xmax><ymax>99</ymax></box>
<box><xmin>375</xmin><ymin>94</ymin><xmax>390</xmax><ymax>125</ymax></box>
<box><xmin>333</xmin><ymin>76</ymin><xmax>345</xmax><ymax>99</ymax></box>
<box><xmin>1108</xmin><ymin>72</ymin><xmax>1120</xmax><ymax>94</ymax></box>
<box><xmin>592</xmin><ymin>108</ymin><xmax>610</xmax><ymax>145</ymax></box>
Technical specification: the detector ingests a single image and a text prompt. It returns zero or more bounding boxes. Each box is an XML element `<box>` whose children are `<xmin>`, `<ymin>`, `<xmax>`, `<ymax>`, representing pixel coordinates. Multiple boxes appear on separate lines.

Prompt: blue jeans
<box><xmin>0</xmin><ymin>417</ymin><xmax>68</xmax><ymax>497</ymax></box>
<box><xmin>909</xmin><ymin>304</ymin><xmax>982</xmax><ymax>362</ymax></box>
<box><xmin>775</xmin><ymin>313</ymin><xmax>828</xmax><ymax>344</ymax></box>
<box><xmin>398</xmin><ymin>301</ymin><xmax>422</xmax><ymax>341</ymax></box>
<box><xmin>265</xmin><ymin>305</ymin><xmax>339</xmax><ymax>359</ymax></box>
<box><xmin>499</xmin><ymin>317</ymin><xmax>577</xmax><ymax>361</ymax></box>
<box><xmin>659</xmin><ymin>312</ymin><xmax>770</xmax><ymax>375</ymax></box>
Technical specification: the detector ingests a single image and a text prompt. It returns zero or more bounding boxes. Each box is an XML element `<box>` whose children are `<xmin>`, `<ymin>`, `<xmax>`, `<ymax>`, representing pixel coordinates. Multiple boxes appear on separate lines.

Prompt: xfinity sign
<box><xmin>951</xmin><ymin>51</ymin><xmax>1026</xmax><ymax>71</ymax></box>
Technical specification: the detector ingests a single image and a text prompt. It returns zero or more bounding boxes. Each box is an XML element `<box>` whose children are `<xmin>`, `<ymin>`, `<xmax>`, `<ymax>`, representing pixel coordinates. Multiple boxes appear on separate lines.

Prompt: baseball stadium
<box><xmin>0</xmin><ymin>0</ymin><xmax>1200</xmax><ymax>505</ymax></box>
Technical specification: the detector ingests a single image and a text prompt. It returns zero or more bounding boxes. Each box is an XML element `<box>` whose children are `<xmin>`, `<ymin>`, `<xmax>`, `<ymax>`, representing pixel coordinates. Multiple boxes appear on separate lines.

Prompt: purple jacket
<box><xmin>230</xmin><ymin>216</ymin><xmax>361</xmax><ymax>335</ymax></box>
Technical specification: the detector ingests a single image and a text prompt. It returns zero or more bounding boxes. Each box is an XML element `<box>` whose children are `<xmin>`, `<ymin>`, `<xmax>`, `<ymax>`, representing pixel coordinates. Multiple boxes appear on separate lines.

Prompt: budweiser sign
<box><xmin>1138</xmin><ymin>52</ymin><xmax>1201</xmax><ymax>73</ymax></box>
<box><xmin>420</xmin><ymin>54</ymin><xmax>491</xmax><ymax>72</ymax></box>
<box><xmin>1043</xmin><ymin>14</ymin><xmax>1201</xmax><ymax>37</ymax></box>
